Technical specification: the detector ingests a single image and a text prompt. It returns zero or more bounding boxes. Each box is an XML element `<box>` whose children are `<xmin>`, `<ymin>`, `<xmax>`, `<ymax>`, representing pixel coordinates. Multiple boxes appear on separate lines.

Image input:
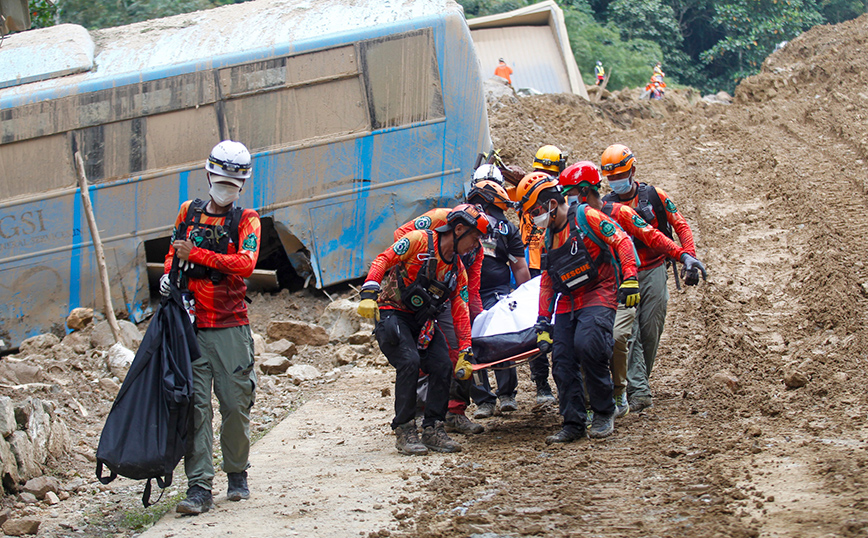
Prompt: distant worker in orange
<box><xmin>494</xmin><ymin>58</ymin><xmax>513</xmax><ymax>85</ymax></box>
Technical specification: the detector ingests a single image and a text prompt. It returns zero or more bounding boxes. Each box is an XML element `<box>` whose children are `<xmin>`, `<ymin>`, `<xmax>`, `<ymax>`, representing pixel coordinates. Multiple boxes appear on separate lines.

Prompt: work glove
<box><xmin>159</xmin><ymin>274</ymin><xmax>171</xmax><ymax>297</ymax></box>
<box><xmin>534</xmin><ymin>316</ymin><xmax>553</xmax><ymax>354</ymax></box>
<box><xmin>357</xmin><ymin>283</ymin><xmax>380</xmax><ymax>321</ymax></box>
<box><xmin>618</xmin><ymin>277</ymin><xmax>641</xmax><ymax>307</ymax></box>
<box><xmin>454</xmin><ymin>348</ymin><xmax>474</xmax><ymax>381</ymax></box>
<box><xmin>680</xmin><ymin>253</ymin><xmax>707</xmax><ymax>286</ymax></box>
<box><xmin>179</xmin><ymin>259</ymin><xmax>195</xmax><ymax>272</ymax></box>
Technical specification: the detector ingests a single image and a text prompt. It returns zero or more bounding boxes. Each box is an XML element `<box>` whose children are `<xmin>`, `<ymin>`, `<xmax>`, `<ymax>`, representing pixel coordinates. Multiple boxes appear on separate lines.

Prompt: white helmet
<box><xmin>206</xmin><ymin>140</ymin><xmax>252</xmax><ymax>185</ymax></box>
<box><xmin>472</xmin><ymin>163</ymin><xmax>504</xmax><ymax>186</ymax></box>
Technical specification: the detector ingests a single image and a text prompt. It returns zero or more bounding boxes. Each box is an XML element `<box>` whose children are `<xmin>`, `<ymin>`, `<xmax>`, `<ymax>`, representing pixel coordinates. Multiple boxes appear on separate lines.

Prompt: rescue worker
<box><xmin>600</xmin><ymin>144</ymin><xmax>706</xmax><ymax>413</ymax></box>
<box><xmin>653</xmin><ymin>62</ymin><xmax>665</xmax><ymax>79</ymax></box>
<box><xmin>358</xmin><ymin>205</ymin><xmax>493</xmax><ymax>455</ymax></box>
<box><xmin>393</xmin><ymin>208</ymin><xmax>485</xmax><ymax>435</ymax></box>
<box><xmin>517</xmin><ymin>172</ymin><xmax>639</xmax><ymax>442</ymax></box>
<box><xmin>161</xmin><ymin>140</ymin><xmax>261</xmax><ymax>514</ymax></box>
<box><xmin>494</xmin><ymin>58</ymin><xmax>513</xmax><ymax>85</ymax></box>
<box><xmin>465</xmin><ymin>179</ymin><xmax>531</xmax><ymax>418</ymax></box>
<box><xmin>560</xmin><ymin>161</ymin><xmax>703</xmax><ymax>418</ymax></box>
<box><xmin>594</xmin><ymin>61</ymin><xmax>605</xmax><ymax>85</ymax></box>
<box><xmin>522</xmin><ymin>145</ymin><xmax>566</xmax><ymax>404</ymax></box>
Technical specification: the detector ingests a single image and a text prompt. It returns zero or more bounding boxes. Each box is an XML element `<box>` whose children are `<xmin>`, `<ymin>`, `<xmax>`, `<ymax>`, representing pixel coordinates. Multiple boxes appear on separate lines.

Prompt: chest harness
<box><xmin>603</xmin><ymin>183</ymin><xmax>672</xmax><ymax>247</ymax></box>
<box><xmin>544</xmin><ymin>205</ymin><xmax>609</xmax><ymax>295</ymax></box>
<box><xmin>182</xmin><ymin>199</ymin><xmax>243</xmax><ymax>284</ymax></box>
<box><xmin>397</xmin><ymin>230</ymin><xmax>458</xmax><ymax>323</ymax></box>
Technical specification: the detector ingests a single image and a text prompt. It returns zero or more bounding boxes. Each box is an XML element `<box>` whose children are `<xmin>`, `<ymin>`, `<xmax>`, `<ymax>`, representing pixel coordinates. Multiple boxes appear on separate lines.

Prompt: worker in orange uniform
<box><xmin>494</xmin><ymin>58</ymin><xmax>513</xmax><ymax>85</ymax></box>
<box><xmin>357</xmin><ymin>205</ymin><xmax>494</xmax><ymax>455</ymax></box>
<box><xmin>600</xmin><ymin>144</ymin><xmax>706</xmax><ymax>413</ymax></box>
<box><xmin>559</xmin><ymin>161</ymin><xmax>704</xmax><ymax>419</ymax></box>
<box><xmin>517</xmin><ymin>172</ymin><xmax>639</xmax><ymax>443</ymax></box>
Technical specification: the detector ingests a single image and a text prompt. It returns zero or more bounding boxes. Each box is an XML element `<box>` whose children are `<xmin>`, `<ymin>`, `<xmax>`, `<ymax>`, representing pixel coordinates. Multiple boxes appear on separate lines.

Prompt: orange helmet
<box><xmin>467</xmin><ymin>180</ymin><xmax>512</xmax><ymax>211</ymax></box>
<box><xmin>532</xmin><ymin>145</ymin><xmax>566</xmax><ymax>174</ymax></box>
<box><xmin>443</xmin><ymin>203</ymin><xmax>495</xmax><ymax>236</ymax></box>
<box><xmin>559</xmin><ymin>161</ymin><xmax>601</xmax><ymax>189</ymax></box>
<box><xmin>516</xmin><ymin>172</ymin><xmax>559</xmax><ymax>216</ymax></box>
<box><xmin>600</xmin><ymin>144</ymin><xmax>635</xmax><ymax>176</ymax></box>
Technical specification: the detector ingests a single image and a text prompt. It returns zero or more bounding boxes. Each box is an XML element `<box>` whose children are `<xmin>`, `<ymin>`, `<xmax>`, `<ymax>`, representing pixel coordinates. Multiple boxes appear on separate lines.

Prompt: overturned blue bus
<box><xmin>0</xmin><ymin>0</ymin><xmax>491</xmax><ymax>348</ymax></box>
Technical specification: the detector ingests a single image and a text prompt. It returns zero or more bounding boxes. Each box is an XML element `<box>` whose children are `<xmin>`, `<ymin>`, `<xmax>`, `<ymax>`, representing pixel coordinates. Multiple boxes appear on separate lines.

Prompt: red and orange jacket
<box><xmin>539</xmin><ymin>205</ymin><xmax>638</xmax><ymax>316</ymax></box>
<box><xmin>601</xmin><ymin>201</ymin><xmax>686</xmax><ymax>269</ymax></box>
<box><xmin>365</xmin><ymin>230</ymin><xmax>472</xmax><ymax>350</ymax></box>
<box><xmin>605</xmin><ymin>185</ymin><xmax>695</xmax><ymax>271</ymax></box>
<box><xmin>519</xmin><ymin>213</ymin><xmax>545</xmax><ymax>271</ymax></box>
<box><xmin>394</xmin><ymin>208</ymin><xmax>484</xmax><ymax>321</ymax></box>
<box><xmin>164</xmin><ymin>200</ymin><xmax>261</xmax><ymax>329</ymax></box>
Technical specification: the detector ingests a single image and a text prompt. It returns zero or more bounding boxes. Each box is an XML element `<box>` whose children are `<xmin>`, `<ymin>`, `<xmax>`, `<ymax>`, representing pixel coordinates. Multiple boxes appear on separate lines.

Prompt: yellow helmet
<box><xmin>532</xmin><ymin>145</ymin><xmax>566</xmax><ymax>174</ymax></box>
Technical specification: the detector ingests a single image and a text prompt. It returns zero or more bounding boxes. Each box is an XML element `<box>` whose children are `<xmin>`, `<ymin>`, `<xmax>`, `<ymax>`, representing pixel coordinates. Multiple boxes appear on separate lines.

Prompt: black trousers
<box><xmin>551</xmin><ymin>305</ymin><xmax>616</xmax><ymax>431</ymax></box>
<box><xmin>471</xmin><ymin>292</ymin><xmax>518</xmax><ymax>404</ymax></box>
<box><xmin>376</xmin><ymin>310</ymin><xmax>451</xmax><ymax>430</ymax></box>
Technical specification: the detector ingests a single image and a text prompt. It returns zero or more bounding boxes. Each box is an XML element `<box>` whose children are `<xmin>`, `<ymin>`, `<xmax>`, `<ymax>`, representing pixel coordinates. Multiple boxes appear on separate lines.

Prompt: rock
<box><xmin>99</xmin><ymin>378</ymin><xmax>120</xmax><ymax>394</ymax></box>
<box><xmin>259</xmin><ymin>354</ymin><xmax>291</xmax><ymax>375</ymax></box>
<box><xmin>252</xmin><ymin>333</ymin><xmax>266</xmax><ymax>357</ymax></box>
<box><xmin>784</xmin><ymin>370</ymin><xmax>809</xmax><ymax>389</ymax></box>
<box><xmin>62</xmin><ymin>477</ymin><xmax>84</xmax><ymax>492</ymax></box>
<box><xmin>285</xmin><ymin>365</ymin><xmax>321</xmax><ymax>385</ymax></box>
<box><xmin>0</xmin><ymin>396</ymin><xmax>16</xmax><ymax>437</ymax></box>
<box><xmin>2</xmin><ymin>518</ymin><xmax>41</xmax><ymax>536</ymax></box>
<box><xmin>61</xmin><ymin>331</ymin><xmax>90</xmax><ymax>354</ymax></box>
<box><xmin>66</xmin><ymin>308</ymin><xmax>94</xmax><ymax>331</ymax></box>
<box><xmin>711</xmin><ymin>371</ymin><xmax>740</xmax><ymax>392</ymax></box>
<box><xmin>0</xmin><ymin>508</ymin><xmax>9</xmax><ymax>526</ymax></box>
<box><xmin>18</xmin><ymin>334</ymin><xmax>60</xmax><ymax>357</ymax></box>
<box><xmin>319</xmin><ymin>299</ymin><xmax>363</xmax><ymax>342</ymax></box>
<box><xmin>0</xmin><ymin>435</ymin><xmax>21</xmax><ymax>487</ymax></box>
<box><xmin>348</xmin><ymin>330</ymin><xmax>374</xmax><ymax>345</ymax></box>
<box><xmin>47</xmin><ymin>419</ymin><xmax>70</xmax><ymax>460</ymax></box>
<box><xmin>333</xmin><ymin>344</ymin><xmax>360</xmax><ymax>366</ymax></box>
<box><xmin>22</xmin><ymin>476</ymin><xmax>60</xmax><ymax>499</ymax></box>
<box><xmin>90</xmin><ymin>320</ymin><xmax>142</xmax><ymax>350</ymax></box>
<box><xmin>45</xmin><ymin>490</ymin><xmax>60</xmax><ymax>505</ymax></box>
<box><xmin>25</xmin><ymin>400</ymin><xmax>50</xmax><ymax>465</ymax></box>
<box><xmin>267</xmin><ymin>320</ymin><xmax>329</xmax><ymax>346</ymax></box>
<box><xmin>4</xmin><ymin>361</ymin><xmax>44</xmax><ymax>385</ymax></box>
<box><xmin>17</xmin><ymin>492</ymin><xmax>37</xmax><ymax>503</ymax></box>
<box><xmin>9</xmin><ymin>431</ymin><xmax>40</xmax><ymax>479</ymax></box>
<box><xmin>265</xmin><ymin>339</ymin><xmax>297</xmax><ymax>359</ymax></box>
<box><xmin>106</xmin><ymin>343</ymin><xmax>135</xmax><ymax>382</ymax></box>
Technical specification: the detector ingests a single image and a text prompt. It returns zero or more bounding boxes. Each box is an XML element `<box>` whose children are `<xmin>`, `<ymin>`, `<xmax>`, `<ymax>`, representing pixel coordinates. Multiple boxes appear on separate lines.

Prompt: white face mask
<box><xmin>532</xmin><ymin>201</ymin><xmax>553</xmax><ymax>228</ymax></box>
<box><xmin>209</xmin><ymin>182</ymin><xmax>241</xmax><ymax>207</ymax></box>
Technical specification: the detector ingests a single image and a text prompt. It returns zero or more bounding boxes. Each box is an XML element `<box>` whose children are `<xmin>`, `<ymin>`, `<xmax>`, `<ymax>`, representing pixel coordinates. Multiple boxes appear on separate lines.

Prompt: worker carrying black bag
<box><xmin>95</xmin><ymin>257</ymin><xmax>198</xmax><ymax>507</ymax></box>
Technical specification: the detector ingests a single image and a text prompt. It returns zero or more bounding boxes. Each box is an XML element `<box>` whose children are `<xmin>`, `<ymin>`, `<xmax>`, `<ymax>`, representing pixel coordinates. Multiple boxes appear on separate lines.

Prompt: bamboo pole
<box><xmin>74</xmin><ymin>152</ymin><xmax>122</xmax><ymax>344</ymax></box>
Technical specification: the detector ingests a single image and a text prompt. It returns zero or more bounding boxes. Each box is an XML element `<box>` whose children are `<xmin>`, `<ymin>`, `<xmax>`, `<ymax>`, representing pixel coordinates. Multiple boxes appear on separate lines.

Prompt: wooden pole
<box><xmin>74</xmin><ymin>152</ymin><xmax>122</xmax><ymax>345</ymax></box>
<box><xmin>594</xmin><ymin>71</ymin><xmax>611</xmax><ymax>104</ymax></box>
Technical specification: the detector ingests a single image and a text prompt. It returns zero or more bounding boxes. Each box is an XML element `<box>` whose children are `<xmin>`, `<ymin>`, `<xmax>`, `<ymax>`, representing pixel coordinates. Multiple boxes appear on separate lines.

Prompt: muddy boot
<box><xmin>536</xmin><ymin>384</ymin><xmax>556</xmax><ymax>405</ymax></box>
<box><xmin>176</xmin><ymin>485</ymin><xmax>215</xmax><ymax>515</ymax></box>
<box><xmin>628</xmin><ymin>395</ymin><xmax>653</xmax><ymax>413</ymax></box>
<box><xmin>445</xmin><ymin>412</ymin><xmax>484</xmax><ymax>434</ymax></box>
<box><xmin>473</xmin><ymin>402</ymin><xmax>495</xmax><ymax>419</ymax></box>
<box><xmin>588</xmin><ymin>413</ymin><xmax>614</xmax><ymax>439</ymax></box>
<box><xmin>499</xmin><ymin>395</ymin><xmax>518</xmax><ymax>412</ymax></box>
<box><xmin>545</xmin><ymin>427</ymin><xmax>586</xmax><ymax>444</ymax></box>
<box><xmin>227</xmin><ymin>471</ymin><xmax>249</xmax><ymax>501</ymax></box>
<box><xmin>394</xmin><ymin>421</ymin><xmax>428</xmax><ymax>456</ymax></box>
<box><xmin>421</xmin><ymin>423</ymin><xmax>462</xmax><ymax>453</ymax></box>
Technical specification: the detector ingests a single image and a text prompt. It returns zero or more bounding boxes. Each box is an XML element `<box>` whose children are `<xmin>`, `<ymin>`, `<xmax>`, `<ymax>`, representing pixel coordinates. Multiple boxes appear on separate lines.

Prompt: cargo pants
<box><xmin>627</xmin><ymin>263</ymin><xmax>669</xmax><ymax>399</ymax></box>
<box><xmin>611</xmin><ymin>304</ymin><xmax>637</xmax><ymax>398</ymax></box>
<box><xmin>186</xmin><ymin>325</ymin><xmax>256</xmax><ymax>491</ymax></box>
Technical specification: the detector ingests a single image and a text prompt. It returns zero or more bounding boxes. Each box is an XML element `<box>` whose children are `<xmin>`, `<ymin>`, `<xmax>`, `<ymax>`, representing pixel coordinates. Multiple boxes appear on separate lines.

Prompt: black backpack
<box><xmin>95</xmin><ymin>260</ymin><xmax>199</xmax><ymax>507</ymax></box>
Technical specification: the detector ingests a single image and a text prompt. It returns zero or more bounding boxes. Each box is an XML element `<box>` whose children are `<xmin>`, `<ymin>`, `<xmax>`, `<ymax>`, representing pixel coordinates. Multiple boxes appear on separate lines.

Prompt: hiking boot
<box><xmin>628</xmin><ymin>395</ymin><xmax>653</xmax><ymax>413</ymax></box>
<box><xmin>614</xmin><ymin>393</ymin><xmax>630</xmax><ymax>419</ymax></box>
<box><xmin>473</xmin><ymin>402</ymin><xmax>495</xmax><ymax>419</ymax></box>
<box><xmin>226</xmin><ymin>471</ymin><xmax>249</xmax><ymax>501</ymax></box>
<box><xmin>535</xmin><ymin>386</ymin><xmax>556</xmax><ymax>405</ymax></box>
<box><xmin>176</xmin><ymin>485</ymin><xmax>215</xmax><ymax>515</ymax></box>
<box><xmin>588</xmin><ymin>412</ymin><xmax>614</xmax><ymax>439</ymax></box>
<box><xmin>499</xmin><ymin>395</ymin><xmax>518</xmax><ymax>413</ymax></box>
<box><xmin>545</xmin><ymin>427</ymin><xmax>586</xmax><ymax>444</ymax></box>
<box><xmin>445</xmin><ymin>412</ymin><xmax>485</xmax><ymax>434</ymax></box>
<box><xmin>421</xmin><ymin>423</ymin><xmax>462</xmax><ymax>453</ymax></box>
<box><xmin>394</xmin><ymin>421</ymin><xmax>428</xmax><ymax>456</ymax></box>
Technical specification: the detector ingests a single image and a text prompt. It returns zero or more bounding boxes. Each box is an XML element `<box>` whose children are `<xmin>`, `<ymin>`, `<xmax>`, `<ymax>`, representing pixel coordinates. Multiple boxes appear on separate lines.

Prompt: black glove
<box><xmin>534</xmin><ymin>316</ymin><xmax>553</xmax><ymax>354</ymax></box>
<box><xmin>680</xmin><ymin>253</ymin><xmax>707</xmax><ymax>286</ymax></box>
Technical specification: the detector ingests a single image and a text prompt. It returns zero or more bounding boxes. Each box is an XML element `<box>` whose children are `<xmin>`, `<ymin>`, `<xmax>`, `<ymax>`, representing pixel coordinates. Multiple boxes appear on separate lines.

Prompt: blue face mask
<box><xmin>609</xmin><ymin>178</ymin><xmax>632</xmax><ymax>194</ymax></box>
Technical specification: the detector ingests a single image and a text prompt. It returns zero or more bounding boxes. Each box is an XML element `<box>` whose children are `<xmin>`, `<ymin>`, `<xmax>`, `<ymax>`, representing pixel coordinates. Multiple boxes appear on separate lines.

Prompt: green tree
<box><xmin>29</xmin><ymin>0</ymin><xmax>58</xmax><ymax>28</ymax></box>
<box><xmin>818</xmin><ymin>0</ymin><xmax>866</xmax><ymax>23</ymax></box>
<box><xmin>609</xmin><ymin>0</ymin><xmax>682</xmax><ymax>48</ymax></box>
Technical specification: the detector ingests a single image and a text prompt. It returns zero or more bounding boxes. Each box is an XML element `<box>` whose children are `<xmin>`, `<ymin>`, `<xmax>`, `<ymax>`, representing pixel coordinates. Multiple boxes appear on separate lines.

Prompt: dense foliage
<box><xmin>26</xmin><ymin>0</ymin><xmax>867</xmax><ymax>93</ymax></box>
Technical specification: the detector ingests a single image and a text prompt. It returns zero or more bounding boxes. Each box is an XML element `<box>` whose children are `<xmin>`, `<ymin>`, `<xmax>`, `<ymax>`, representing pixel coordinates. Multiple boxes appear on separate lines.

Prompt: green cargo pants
<box><xmin>186</xmin><ymin>325</ymin><xmax>256</xmax><ymax>491</ymax></box>
<box><xmin>626</xmin><ymin>263</ymin><xmax>669</xmax><ymax>399</ymax></box>
<box><xmin>611</xmin><ymin>303</ymin><xmax>637</xmax><ymax>398</ymax></box>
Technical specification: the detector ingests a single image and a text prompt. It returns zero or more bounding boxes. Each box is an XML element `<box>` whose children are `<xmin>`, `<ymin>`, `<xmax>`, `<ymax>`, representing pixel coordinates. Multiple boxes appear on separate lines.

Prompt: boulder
<box><xmin>0</xmin><ymin>396</ymin><xmax>16</xmax><ymax>437</ymax></box>
<box><xmin>252</xmin><ymin>333</ymin><xmax>266</xmax><ymax>357</ymax></box>
<box><xmin>61</xmin><ymin>331</ymin><xmax>90</xmax><ymax>354</ymax></box>
<box><xmin>106</xmin><ymin>343</ymin><xmax>135</xmax><ymax>382</ymax></box>
<box><xmin>711</xmin><ymin>371</ymin><xmax>741</xmax><ymax>392</ymax></box>
<box><xmin>267</xmin><ymin>320</ymin><xmax>328</xmax><ymax>346</ymax></box>
<box><xmin>8</xmin><ymin>431</ymin><xmax>40</xmax><ymax>479</ymax></box>
<box><xmin>3</xmin><ymin>361</ymin><xmax>44</xmax><ymax>385</ymax></box>
<box><xmin>333</xmin><ymin>344</ymin><xmax>360</xmax><ymax>366</ymax></box>
<box><xmin>2</xmin><ymin>518</ymin><xmax>40</xmax><ymax>536</ymax></box>
<box><xmin>319</xmin><ymin>299</ymin><xmax>363</xmax><ymax>342</ymax></box>
<box><xmin>348</xmin><ymin>330</ymin><xmax>374</xmax><ymax>345</ymax></box>
<box><xmin>784</xmin><ymin>370</ymin><xmax>809</xmax><ymax>389</ymax></box>
<box><xmin>0</xmin><ymin>435</ymin><xmax>20</xmax><ymax>487</ymax></box>
<box><xmin>265</xmin><ymin>339</ymin><xmax>297</xmax><ymax>359</ymax></box>
<box><xmin>18</xmin><ymin>334</ymin><xmax>60</xmax><ymax>357</ymax></box>
<box><xmin>47</xmin><ymin>418</ymin><xmax>70</xmax><ymax>460</ymax></box>
<box><xmin>25</xmin><ymin>400</ymin><xmax>50</xmax><ymax>464</ymax></box>
<box><xmin>259</xmin><ymin>354</ymin><xmax>291</xmax><ymax>375</ymax></box>
<box><xmin>90</xmin><ymin>320</ymin><xmax>142</xmax><ymax>350</ymax></box>
<box><xmin>98</xmin><ymin>378</ymin><xmax>120</xmax><ymax>394</ymax></box>
<box><xmin>22</xmin><ymin>476</ymin><xmax>60</xmax><ymax>499</ymax></box>
<box><xmin>45</xmin><ymin>490</ymin><xmax>60</xmax><ymax>505</ymax></box>
<box><xmin>285</xmin><ymin>365</ymin><xmax>321</xmax><ymax>385</ymax></box>
<box><xmin>66</xmin><ymin>307</ymin><xmax>94</xmax><ymax>330</ymax></box>
<box><xmin>17</xmin><ymin>492</ymin><xmax>37</xmax><ymax>503</ymax></box>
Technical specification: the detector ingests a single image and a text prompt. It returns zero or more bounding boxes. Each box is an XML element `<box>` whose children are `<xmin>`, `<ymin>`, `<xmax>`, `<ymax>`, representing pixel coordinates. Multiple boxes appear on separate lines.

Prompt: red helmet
<box><xmin>444</xmin><ymin>203</ymin><xmax>494</xmax><ymax>236</ymax></box>
<box><xmin>559</xmin><ymin>161</ymin><xmax>601</xmax><ymax>189</ymax></box>
<box><xmin>468</xmin><ymin>180</ymin><xmax>512</xmax><ymax>211</ymax></box>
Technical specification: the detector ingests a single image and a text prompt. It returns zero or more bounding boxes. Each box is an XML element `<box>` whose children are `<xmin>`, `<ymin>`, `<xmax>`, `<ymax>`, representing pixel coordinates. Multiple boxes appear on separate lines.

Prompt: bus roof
<box><xmin>0</xmin><ymin>0</ymin><xmax>463</xmax><ymax>103</ymax></box>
